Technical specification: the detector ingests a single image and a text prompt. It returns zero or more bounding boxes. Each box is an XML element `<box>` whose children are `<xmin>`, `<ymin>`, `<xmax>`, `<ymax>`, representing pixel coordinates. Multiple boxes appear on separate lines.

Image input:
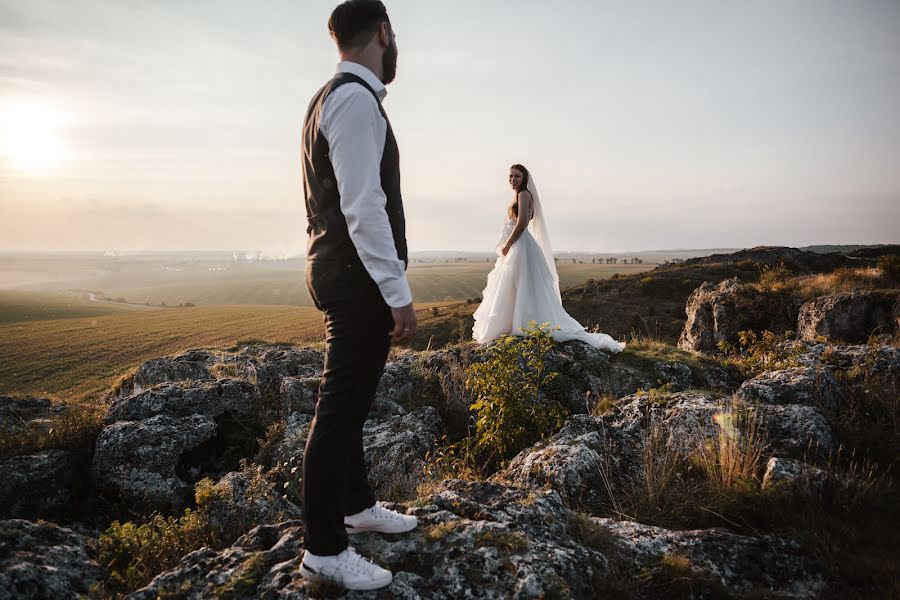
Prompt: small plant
<box><xmin>876</xmin><ymin>254</ymin><xmax>900</xmax><ymax>283</ymax></box>
<box><xmin>756</xmin><ymin>262</ymin><xmax>794</xmax><ymax>292</ymax></box>
<box><xmin>465</xmin><ymin>322</ymin><xmax>565</xmax><ymax>470</ymax></box>
<box><xmin>716</xmin><ymin>329</ymin><xmax>803</xmax><ymax>376</ymax></box>
<box><xmin>694</xmin><ymin>403</ymin><xmax>765</xmax><ymax>498</ymax></box>
<box><xmin>96</xmin><ymin>507</ymin><xmax>214</xmax><ymax>595</ymax></box>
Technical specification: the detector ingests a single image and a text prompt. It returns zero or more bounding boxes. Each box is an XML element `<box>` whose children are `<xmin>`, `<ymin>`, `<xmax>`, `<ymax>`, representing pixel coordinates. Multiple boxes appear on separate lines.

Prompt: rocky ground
<box><xmin>1</xmin><ymin>247</ymin><xmax>898</xmax><ymax>599</ymax></box>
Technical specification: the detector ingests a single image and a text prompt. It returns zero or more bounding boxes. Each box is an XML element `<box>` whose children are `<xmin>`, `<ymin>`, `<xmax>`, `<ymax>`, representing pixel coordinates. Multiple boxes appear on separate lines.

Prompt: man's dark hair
<box><xmin>328</xmin><ymin>0</ymin><xmax>390</xmax><ymax>51</ymax></box>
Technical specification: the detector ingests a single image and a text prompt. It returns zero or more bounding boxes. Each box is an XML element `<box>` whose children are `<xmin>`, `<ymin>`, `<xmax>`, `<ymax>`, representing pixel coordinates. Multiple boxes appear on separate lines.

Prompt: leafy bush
<box><xmin>95</xmin><ymin>506</ymin><xmax>214</xmax><ymax>596</ymax></box>
<box><xmin>464</xmin><ymin>323</ymin><xmax>565</xmax><ymax>470</ymax></box>
<box><xmin>715</xmin><ymin>329</ymin><xmax>803</xmax><ymax>376</ymax></box>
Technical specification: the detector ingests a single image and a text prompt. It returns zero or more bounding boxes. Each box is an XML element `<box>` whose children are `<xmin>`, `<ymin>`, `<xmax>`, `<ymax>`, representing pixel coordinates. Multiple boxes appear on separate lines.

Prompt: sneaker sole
<box><xmin>299</xmin><ymin>562</ymin><xmax>392</xmax><ymax>591</ymax></box>
<box><xmin>345</xmin><ymin>520</ymin><xmax>418</xmax><ymax>535</ymax></box>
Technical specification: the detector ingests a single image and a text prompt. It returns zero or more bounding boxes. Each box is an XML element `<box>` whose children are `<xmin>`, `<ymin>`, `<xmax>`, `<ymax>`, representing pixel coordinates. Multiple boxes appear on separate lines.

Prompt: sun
<box><xmin>0</xmin><ymin>98</ymin><xmax>69</xmax><ymax>170</ymax></box>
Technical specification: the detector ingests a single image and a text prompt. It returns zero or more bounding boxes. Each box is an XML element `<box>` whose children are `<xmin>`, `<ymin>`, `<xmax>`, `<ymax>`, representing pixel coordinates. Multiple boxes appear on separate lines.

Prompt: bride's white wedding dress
<box><xmin>472</xmin><ymin>178</ymin><xmax>625</xmax><ymax>353</ymax></box>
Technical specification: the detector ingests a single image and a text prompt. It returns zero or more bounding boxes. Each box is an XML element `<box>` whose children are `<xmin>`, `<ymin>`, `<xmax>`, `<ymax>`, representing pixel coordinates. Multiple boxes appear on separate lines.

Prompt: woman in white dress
<box><xmin>472</xmin><ymin>164</ymin><xmax>626</xmax><ymax>353</ymax></box>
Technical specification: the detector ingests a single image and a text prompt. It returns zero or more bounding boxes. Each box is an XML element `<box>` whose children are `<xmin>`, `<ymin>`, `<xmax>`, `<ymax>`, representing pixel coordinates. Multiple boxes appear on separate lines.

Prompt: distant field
<box><xmin>16</xmin><ymin>262</ymin><xmax>652</xmax><ymax>307</ymax></box>
<box><xmin>0</xmin><ymin>290</ymin><xmax>150</xmax><ymax>324</ymax></box>
<box><xmin>0</xmin><ymin>302</ymin><xmax>456</xmax><ymax>403</ymax></box>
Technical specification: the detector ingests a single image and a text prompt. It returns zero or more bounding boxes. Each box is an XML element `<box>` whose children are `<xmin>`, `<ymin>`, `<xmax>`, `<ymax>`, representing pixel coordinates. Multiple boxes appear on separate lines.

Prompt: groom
<box><xmin>298</xmin><ymin>0</ymin><xmax>418</xmax><ymax>592</ymax></box>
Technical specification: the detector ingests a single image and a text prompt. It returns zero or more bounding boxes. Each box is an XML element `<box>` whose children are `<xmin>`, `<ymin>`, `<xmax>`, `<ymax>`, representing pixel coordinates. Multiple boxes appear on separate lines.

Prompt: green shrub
<box><xmin>464</xmin><ymin>323</ymin><xmax>565</xmax><ymax>470</ymax></box>
<box><xmin>716</xmin><ymin>329</ymin><xmax>803</xmax><ymax>376</ymax></box>
<box><xmin>96</xmin><ymin>507</ymin><xmax>214</xmax><ymax>595</ymax></box>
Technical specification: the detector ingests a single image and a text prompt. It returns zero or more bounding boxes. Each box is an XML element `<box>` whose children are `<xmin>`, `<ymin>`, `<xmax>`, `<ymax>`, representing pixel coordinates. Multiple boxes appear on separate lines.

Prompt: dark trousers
<box><xmin>302</xmin><ymin>258</ymin><xmax>393</xmax><ymax>556</ymax></box>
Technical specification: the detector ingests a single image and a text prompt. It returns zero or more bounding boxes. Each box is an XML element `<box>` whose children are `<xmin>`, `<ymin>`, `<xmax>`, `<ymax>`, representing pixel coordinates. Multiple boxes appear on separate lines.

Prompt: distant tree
<box><xmin>612</xmin><ymin>258</ymin><xmax>618</xmax><ymax>265</ymax></box>
<box><xmin>184</xmin><ymin>302</ymin><xmax>195</xmax><ymax>307</ymax></box>
<box><xmin>572</xmin><ymin>258</ymin><xmax>576</xmax><ymax>264</ymax></box>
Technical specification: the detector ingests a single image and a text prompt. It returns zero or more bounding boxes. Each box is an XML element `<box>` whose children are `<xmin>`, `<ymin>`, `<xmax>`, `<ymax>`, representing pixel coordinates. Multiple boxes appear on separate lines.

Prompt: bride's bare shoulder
<box><xmin>516</xmin><ymin>189</ymin><xmax>533</xmax><ymax>200</ymax></box>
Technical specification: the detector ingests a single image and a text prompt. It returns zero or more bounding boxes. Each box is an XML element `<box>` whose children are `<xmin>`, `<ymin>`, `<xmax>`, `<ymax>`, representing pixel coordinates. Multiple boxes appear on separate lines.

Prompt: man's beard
<box><xmin>381</xmin><ymin>40</ymin><xmax>398</xmax><ymax>85</ymax></box>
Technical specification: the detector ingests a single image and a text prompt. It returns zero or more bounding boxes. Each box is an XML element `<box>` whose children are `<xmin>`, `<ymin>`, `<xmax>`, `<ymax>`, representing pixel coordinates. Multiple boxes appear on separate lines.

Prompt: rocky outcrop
<box><xmin>0</xmin><ymin>519</ymin><xmax>102</xmax><ymax>600</ymax></box>
<box><xmin>678</xmin><ymin>278</ymin><xmax>759</xmax><ymax>352</ymax></box>
<box><xmin>595</xmin><ymin>517</ymin><xmax>825</xmax><ymax>598</ymax></box>
<box><xmin>735</xmin><ymin>366</ymin><xmax>842</xmax><ymax>413</ymax></box>
<box><xmin>797</xmin><ymin>292</ymin><xmax>897</xmax><ymax>343</ymax></box>
<box><xmin>129</xmin><ymin>481</ymin><xmax>611</xmax><ymax>599</ymax></box>
<box><xmin>128</xmin><ymin>479</ymin><xmax>825</xmax><ymax>600</ymax></box>
<box><xmin>0</xmin><ymin>450</ymin><xmax>91</xmax><ymax>520</ymax></box>
<box><xmin>499</xmin><ymin>391</ymin><xmax>834</xmax><ymax>509</ymax></box>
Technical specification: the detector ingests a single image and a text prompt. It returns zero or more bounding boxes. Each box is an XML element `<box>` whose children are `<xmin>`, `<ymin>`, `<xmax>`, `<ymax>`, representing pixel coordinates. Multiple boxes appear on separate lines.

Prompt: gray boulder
<box><xmin>0</xmin><ymin>450</ymin><xmax>90</xmax><ymax>520</ymax></box>
<box><xmin>270</xmin><ymin>407</ymin><xmax>443</xmax><ymax>503</ymax></box>
<box><xmin>104</xmin><ymin>378</ymin><xmax>258</xmax><ymax>425</ymax></box>
<box><xmin>678</xmin><ymin>278</ymin><xmax>756</xmax><ymax>352</ymax></box>
<box><xmin>797</xmin><ymin>292</ymin><xmax>897</xmax><ymax>343</ymax></box>
<box><xmin>278</xmin><ymin>376</ymin><xmax>319</xmax><ymax>416</ymax></box>
<box><xmin>92</xmin><ymin>413</ymin><xmax>217</xmax><ymax>513</ymax></box>
<box><xmin>735</xmin><ymin>366</ymin><xmax>842</xmax><ymax>413</ymax></box>
<box><xmin>595</xmin><ymin>517</ymin><xmax>825</xmax><ymax>598</ymax></box>
<box><xmin>202</xmin><ymin>468</ymin><xmax>303</xmax><ymax>546</ymax></box>
<box><xmin>0</xmin><ymin>519</ymin><xmax>102</xmax><ymax>600</ymax></box>
<box><xmin>111</xmin><ymin>349</ymin><xmax>215</xmax><ymax>401</ymax></box>
<box><xmin>762</xmin><ymin>457</ymin><xmax>828</xmax><ymax>494</ymax></box>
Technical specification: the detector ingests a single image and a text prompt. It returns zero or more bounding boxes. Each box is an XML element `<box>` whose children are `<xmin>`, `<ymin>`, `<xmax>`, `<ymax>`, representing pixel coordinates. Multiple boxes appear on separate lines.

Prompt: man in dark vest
<box><xmin>298</xmin><ymin>0</ymin><xmax>417</xmax><ymax>592</ymax></box>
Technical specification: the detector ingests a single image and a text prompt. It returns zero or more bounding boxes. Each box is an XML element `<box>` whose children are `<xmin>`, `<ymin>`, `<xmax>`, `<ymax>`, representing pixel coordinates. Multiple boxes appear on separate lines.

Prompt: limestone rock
<box><xmin>203</xmin><ymin>469</ymin><xmax>303</xmax><ymax>545</ymax></box>
<box><xmin>797</xmin><ymin>292</ymin><xmax>897</xmax><ymax>343</ymax></box>
<box><xmin>762</xmin><ymin>457</ymin><xmax>828</xmax><ymax>494</ymax></box>
<box><xmin>0</xmin><ymin>450</ymin><xmax>90</xmax><ymax>520</ymax></box>
<box><xmin>499</xmin><ymin>392</ymin><xmax>835</xmax><ymax>509</ymax></box>
<box><xmin>278</xmin><ymin>376</ymin><xmax>319</xmax><ymax>416</ymax></box>
<box><xmin>678</xmin><ymin>278</ymin><xmax>756</xmax><ymax>352</ymax></box>
<box><xmin>92</xmin><ymin>414</ymin><xmax>217</xmax><ymax>513</ymax></box>
<box><xmin>104</xmin><ymin>378</ymin><xmax>258</xmax><ymax>425</ymax></box>
<box><xmin>595</xmin><ymin>517</ymin><xmax>825</xmax><ymax>598</ymax></box>
<box><xmin>0</xmin><ymin>519</ymin><xmax>102</xmax><ymax>600</ymax></box>
<box><xmin>735</xmin><ymin>367</ymin><xmax>842</xmax><ymax>413</ymax></box>
<box><xmin>129</xmin><ymin>480</ymin><xmax>610</xmax><ymax>599</ymax></box>
<box><xmin>269</xmin><ymin>407</ymin><xmax>443</xmax><ymax>503</ymax></box>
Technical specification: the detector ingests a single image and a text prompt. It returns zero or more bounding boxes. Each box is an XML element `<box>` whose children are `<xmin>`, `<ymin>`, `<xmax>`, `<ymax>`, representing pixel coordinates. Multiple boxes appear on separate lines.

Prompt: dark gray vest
<box><xmin>302</xmin><ymin>73</ymin><xmax>407</xmax><ymax>266</ymax></box>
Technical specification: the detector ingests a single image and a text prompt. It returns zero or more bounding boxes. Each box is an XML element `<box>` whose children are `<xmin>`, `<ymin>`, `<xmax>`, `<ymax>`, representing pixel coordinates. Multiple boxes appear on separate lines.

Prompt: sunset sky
<box><xmin>1</xmin><ymin>0</ymin><xmax>898</xmax><ymax>254</ymax></box>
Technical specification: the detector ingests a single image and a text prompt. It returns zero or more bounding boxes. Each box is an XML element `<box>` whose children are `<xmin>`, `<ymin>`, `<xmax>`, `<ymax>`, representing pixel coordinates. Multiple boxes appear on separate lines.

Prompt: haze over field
<box><xmin>1</xmin><ymin>0</ymin><xmax>899</xmax><ymax>255</ymax></box>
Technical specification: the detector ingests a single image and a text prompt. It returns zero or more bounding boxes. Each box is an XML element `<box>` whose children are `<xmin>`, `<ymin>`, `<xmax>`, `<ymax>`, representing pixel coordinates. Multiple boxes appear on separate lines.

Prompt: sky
<box><xmin>0</xmin><ymin>0</ymin><xmax>898</xmax><ymax>254</ymax></box>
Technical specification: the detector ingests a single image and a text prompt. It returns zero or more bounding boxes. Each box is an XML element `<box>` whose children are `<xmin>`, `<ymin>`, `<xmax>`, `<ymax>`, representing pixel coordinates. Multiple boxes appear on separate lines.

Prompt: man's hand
<box><xmin>390</xmin><ymin>302</ymin><xmax>417</xmax><ymax>345</ymax></box>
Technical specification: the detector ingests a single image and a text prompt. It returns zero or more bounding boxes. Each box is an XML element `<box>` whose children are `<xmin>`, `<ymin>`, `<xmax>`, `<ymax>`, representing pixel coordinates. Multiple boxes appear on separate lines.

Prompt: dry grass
<box><xmin>795</xmin><ymin>267</ymin><xmax>888</xmax><ymax>299</ymax></box>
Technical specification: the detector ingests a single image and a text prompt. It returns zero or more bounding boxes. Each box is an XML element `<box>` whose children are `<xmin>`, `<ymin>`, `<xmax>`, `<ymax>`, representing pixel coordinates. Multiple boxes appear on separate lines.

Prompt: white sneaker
<box><xmin>345</xmin><ymin>502</ymin><xmax>418</xmax><ymax>534</ymax></box>
<box><xmin>299</xmin><ymin>547</ymin><xmax>392</xmax><ymax>591</ymax></box>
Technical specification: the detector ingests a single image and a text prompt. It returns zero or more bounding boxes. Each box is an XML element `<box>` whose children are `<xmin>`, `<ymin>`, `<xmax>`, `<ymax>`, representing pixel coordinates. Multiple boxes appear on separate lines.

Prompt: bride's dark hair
<box><xmin>509</xmin><ymin>163</ymin><xmax>531</xmax><ymax>219</ymax></box>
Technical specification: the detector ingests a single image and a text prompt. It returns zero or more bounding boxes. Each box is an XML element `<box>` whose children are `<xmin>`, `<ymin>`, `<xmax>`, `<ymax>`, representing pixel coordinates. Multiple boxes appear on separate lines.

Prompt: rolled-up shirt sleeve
<box><xmin>321</xmin><ymin>86</ymin><xmax>412</xmax><ymax>308</ymax></box>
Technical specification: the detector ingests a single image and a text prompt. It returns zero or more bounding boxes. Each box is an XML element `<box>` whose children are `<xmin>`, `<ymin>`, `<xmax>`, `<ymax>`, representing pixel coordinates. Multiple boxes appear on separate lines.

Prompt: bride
<box><xmin>472</xmin><ymin>164</ymin><xmax>626</xmax><ymax>353</ymax></box>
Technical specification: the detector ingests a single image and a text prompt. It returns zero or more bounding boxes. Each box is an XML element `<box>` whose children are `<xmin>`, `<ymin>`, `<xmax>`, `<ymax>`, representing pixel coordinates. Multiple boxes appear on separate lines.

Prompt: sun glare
<box><xmin>0</xmin><ymin>98</ymin><xmax>70</xmax><ymax>170</ymax></box>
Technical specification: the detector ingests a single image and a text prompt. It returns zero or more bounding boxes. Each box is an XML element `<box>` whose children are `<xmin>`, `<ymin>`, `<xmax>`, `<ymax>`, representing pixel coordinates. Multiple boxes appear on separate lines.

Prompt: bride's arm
<box><xmin>501</xmin><ymin>190</ymin><xmax>532</xmax><ymax>256</ymax></box>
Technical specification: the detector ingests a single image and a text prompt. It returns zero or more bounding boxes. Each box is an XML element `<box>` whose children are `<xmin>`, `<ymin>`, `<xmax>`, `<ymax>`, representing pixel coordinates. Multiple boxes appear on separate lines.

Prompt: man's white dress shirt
<box><xmin>318</xmin><ymin>61</ymin><xmax>412</xmax><ymax>308</ymax></box>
